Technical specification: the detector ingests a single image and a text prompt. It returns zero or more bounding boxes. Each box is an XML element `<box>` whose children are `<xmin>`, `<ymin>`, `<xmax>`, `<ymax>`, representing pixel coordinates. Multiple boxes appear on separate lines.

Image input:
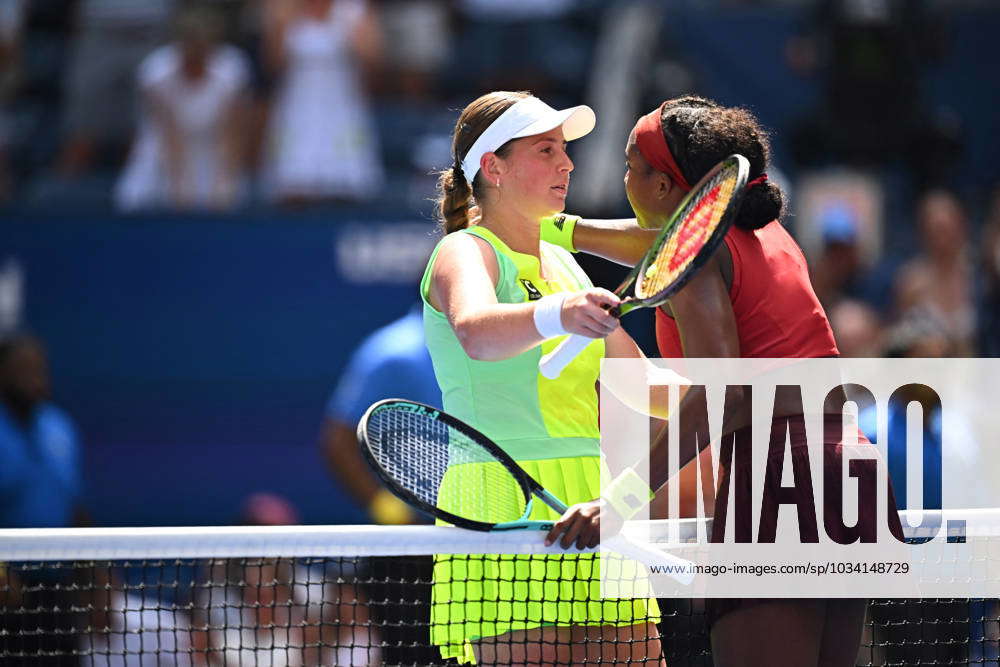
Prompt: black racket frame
<box><xmin>357</xmin><ymin>398</ymin><xmax>551</xmax><ymax>531</ymax></box>
<box><xmin>616</xmin><ymin>154</ymin><xmax>751</xmax><ymax>317</ymax></box>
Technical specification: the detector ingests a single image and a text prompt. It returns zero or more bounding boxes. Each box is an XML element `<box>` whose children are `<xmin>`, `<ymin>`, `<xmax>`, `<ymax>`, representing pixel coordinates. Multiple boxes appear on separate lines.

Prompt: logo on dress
<box><xmin>520</xmin><ymin>279</ymin><xmax>543</xmax><ymax>301</ymax></box>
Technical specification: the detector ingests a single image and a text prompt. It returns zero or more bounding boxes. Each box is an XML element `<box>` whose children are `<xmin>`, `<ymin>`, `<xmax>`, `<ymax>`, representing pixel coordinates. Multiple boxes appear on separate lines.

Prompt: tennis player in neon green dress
<box><xmin>420</xmin><ymin>91</ymin><xmax>664</xmax><ymax>665</ymax></box>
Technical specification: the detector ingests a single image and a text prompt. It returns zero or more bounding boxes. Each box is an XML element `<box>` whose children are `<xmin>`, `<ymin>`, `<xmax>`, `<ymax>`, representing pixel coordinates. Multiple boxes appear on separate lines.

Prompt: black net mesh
<box><xmin>1</xmin><ymin>555</ymin><xmax>997</xmax><ymax>666</ymax></box>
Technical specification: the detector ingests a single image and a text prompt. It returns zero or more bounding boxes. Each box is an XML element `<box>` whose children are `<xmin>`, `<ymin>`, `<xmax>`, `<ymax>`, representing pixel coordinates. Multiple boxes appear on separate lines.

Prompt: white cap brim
<box><xmin>461</xmin><ymin>97</ymin><xmax>596</xmax><ymax>181</ymax></box>
<box><xmin>510</xmin><ymin>104</ymin><xmax>596</xmax><ymax>143</ymax></box>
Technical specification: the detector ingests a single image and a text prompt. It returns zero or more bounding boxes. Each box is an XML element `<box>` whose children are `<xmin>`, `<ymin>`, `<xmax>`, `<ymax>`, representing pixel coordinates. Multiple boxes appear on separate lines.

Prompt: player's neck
<box><xmin>479</xmin><ymin>206</ymin><xmax>540</xmax><ymax>259</ymax></box>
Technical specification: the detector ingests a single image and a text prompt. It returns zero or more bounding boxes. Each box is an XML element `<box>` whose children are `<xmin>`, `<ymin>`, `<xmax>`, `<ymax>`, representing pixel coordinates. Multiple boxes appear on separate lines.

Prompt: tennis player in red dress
<box><xmin>548</xmin><ymin>95</ymin><xmax>897</xmax><ymax>667</ymax></box>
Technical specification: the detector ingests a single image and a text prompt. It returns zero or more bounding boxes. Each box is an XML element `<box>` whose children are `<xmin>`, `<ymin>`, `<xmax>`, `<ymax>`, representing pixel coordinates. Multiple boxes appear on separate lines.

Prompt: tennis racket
<box><xmin>357</xmin><ymin>398</ymin><xmax>693</xmax><ymax>582</ymax></box>
<box><xmin>540</xmin><ymin>153</ymin><xmax>751</xmax><ymax>379</ymax></box>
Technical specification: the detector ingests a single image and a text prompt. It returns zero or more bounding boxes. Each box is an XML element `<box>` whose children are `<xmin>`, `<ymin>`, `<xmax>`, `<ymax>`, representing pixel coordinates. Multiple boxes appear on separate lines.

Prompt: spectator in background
<box><xmin>885</xmin><ymin>310</ymin><xmax>953</xmax><ymax>360</ymax></box>
<box><xmin>892</xmin><ymin>189</ymin><xmax>974</xmax><ymax>356</ymax></box>
<box><xmin>0</xmin><ymin>333</ymin><xmax>83</xmax><ymax>528</ymax></box>
<box><xmin>262</xmin><ymin>0</ymin><xmax>385</xmax><ymax>205</ymax></box>
<box><xmin>79</xmin><ymin>565</ymin><xmax>195</xmax><ymax>667</ymax></box>
<box><xmin>0</xmin><ymin>333</ymin><xmax>84</xmax><ymax>662</ymax></box>
<box><xmin>978</xmin><ymin>183</ymin><xmax>1000</xmax><ymax>356</ymax></box>
<box><xmin>115</xmin><ymin>6</ymin><xmax>251</xmax><ymax>212</ymax></box>
<box><xmin>450</xmin><ymin>0</ymin><xmax>587</xmax><ymax>101</ymax></box>
<box><xmin>861</xmin><ymin>313</ymin><xmax>981</xmax><ymax>666</ymax></box>
<box><xmin>0</xmin><ymin>0</ymin><xmax>25</xmax><ymax>204</ymax></box>
<box><xmin>198</xmin><ymin>493</ymin><xmax>380</xmax><ymax>666</ymax></box>
<box><xmin>320</xmin><ymin>306</ymin><xmax>440</xmax><ymax>525</ymax></box>
<box><xmin>828</xmin><ymin>299</ymin><xmax>884</xmax><ymax>358</ymax></box>
<box><xmin>57</xmin><ymin>0</ymin><xmax>174</xmax><ymax>176</ymax></box>
<box><xmin>787</xmin><ymin>0</ymin><xmax>961</xmax><ymax>188</ymax></box>
<box><xmin>376</xmin><ymin>0</ymin><xmax>449</xmax><ymax>100</ymax></box>
<box><xmin>809</xmin><ymin>202</ymin><xmax>866</xmax><ymax>310</ymax></box>
<box><xmin>320</xmin><ymin>306</ymin><xmax>442</xmax><ymax>666</ymax></box>
<box><xmin>0</xmin><ymin>0</ymin><xmax>78</xmax><ymax>203</ymax></box>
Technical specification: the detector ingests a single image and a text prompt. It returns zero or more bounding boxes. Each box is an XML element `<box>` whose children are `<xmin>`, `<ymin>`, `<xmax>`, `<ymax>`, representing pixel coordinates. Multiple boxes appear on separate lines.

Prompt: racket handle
<box><xmin>603</xmin><ymin>535</ymin><xmax>695</xmax><ymax>586</ymax></box>
<box><xmin>539</xmin><ymin>334</ymin><xmax>594</xmax><ymax>379</ymax></box>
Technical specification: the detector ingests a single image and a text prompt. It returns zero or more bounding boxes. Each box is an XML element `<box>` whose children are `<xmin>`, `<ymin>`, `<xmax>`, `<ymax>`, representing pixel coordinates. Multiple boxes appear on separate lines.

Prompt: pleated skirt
<box><xmin>429</xmin><ymin>454</ymin><xmax>661</xmax><ymax>663</ymax></box>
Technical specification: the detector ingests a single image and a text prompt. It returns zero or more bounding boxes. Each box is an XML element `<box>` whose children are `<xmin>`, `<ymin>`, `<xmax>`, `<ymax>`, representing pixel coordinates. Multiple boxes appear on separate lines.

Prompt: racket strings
<box><xmin>365</xmin><ymin>407</ymin><xmax>528</xmax><ymax>524</ymax></box>
<box><xmin>636</xmin><ymin>166</ymin><xmax>740</xmax><ymax>298</ymax></box>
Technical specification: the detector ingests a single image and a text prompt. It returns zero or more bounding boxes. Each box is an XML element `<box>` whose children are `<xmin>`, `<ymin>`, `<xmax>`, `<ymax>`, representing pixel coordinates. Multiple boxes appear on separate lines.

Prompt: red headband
<box><xmin>634</xmin><ymin>104</ymin><xmax>691</xmax><ymax>192</ymax></box>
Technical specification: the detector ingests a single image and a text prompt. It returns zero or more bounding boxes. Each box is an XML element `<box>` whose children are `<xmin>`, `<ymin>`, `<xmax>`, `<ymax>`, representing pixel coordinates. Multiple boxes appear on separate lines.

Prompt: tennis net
<box><xmin>0</xmin><ymin>521</ymin><xmax>997</xmax><ymax>666</ymax></box>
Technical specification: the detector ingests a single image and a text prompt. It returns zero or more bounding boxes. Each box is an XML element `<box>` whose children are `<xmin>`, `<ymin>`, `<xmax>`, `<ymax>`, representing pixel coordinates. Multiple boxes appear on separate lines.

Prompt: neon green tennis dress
<box><xmin>420</xmin><ymin>225</ymin><xmax>660</xmax><ymax>663</ymax></box>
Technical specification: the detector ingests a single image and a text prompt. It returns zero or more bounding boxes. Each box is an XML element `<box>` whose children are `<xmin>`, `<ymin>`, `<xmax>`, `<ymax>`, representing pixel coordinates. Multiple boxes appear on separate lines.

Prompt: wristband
<box><xmin>369</xmin><ymin>488</ymin><xmax>414</xmax><ymax>525</ymax></box>
<box><xmin>533</xmin><ymin>293</ymin><xmax>568</xmax><ymax>339</ymax></box>
<box><xmin>540</xmin><ymin>214</ymin><xmax>580</xmax><ymax>252</ymax></box>
<box><xmin>602</xmin><ymin>467</ymin><xmax>654</xmax><ymax>521</ymax></box>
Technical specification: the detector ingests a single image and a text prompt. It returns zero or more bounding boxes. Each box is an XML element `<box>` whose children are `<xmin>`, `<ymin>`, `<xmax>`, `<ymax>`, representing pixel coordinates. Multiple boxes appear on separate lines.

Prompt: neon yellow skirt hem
<box><xmin>429</xmin><ymin>455</ymin><xmax>661</xmax><ymax>663</ymax></box>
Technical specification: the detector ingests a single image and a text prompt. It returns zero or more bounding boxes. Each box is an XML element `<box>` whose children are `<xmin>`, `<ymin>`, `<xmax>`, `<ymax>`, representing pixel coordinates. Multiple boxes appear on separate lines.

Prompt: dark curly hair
<box><xmin>658</xmin><ymin>96</ymin><xmax>783</xmax><ymax>230</ymax></box>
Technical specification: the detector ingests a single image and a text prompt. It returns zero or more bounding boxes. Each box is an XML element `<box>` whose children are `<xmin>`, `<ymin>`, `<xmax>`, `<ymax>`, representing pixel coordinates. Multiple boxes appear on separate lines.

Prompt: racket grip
<box><xmin>539</xmin><ymin>334</ymin><xmax>594</xmax><ymax>379</ymax></box>
<box><xmin>603</xmin><ymin>535</ymin><xmax>695</xmax><ymax>586</ymax></box>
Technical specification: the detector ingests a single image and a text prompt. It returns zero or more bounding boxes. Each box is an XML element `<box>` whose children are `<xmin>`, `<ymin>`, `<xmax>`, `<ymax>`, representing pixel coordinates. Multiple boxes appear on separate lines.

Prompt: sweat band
<box><xmin>634</xmin><ymin>103</ymin><xmax>692</xmax><ymax>191</ymax></box>
<box><xmin>540</xmin><ymin>213</ymin><xmax>580</xmax><ymax>252</ymax></box>
<box><xmin>602</xmin><ymin>467</ymin><xmax>655</xmax><ymax>520</ymax></box>
<box><xmin>533</xmin><ymin>293</ymin><xmax>568</xmax><ymax>339</ymax></box>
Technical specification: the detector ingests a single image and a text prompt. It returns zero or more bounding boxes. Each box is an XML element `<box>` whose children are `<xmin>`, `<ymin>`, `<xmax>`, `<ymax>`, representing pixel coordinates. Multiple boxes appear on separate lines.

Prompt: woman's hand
<box><xmin>545</xmin><ymin>498</ymin><xmax>625</xmax><ymax>550</ymax></box>
<box><xmin>560</xmin><ymin>288</ymin><xmax>621</xmax><ymax>338</ymax></box>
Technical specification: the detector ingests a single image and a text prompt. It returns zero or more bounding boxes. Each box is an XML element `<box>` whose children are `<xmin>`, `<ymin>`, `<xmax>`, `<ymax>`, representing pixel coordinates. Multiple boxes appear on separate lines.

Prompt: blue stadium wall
<box><xmin>5</xmin><ymin>215</ymin><xmax>436</xmax><ymax>526</ymax></box>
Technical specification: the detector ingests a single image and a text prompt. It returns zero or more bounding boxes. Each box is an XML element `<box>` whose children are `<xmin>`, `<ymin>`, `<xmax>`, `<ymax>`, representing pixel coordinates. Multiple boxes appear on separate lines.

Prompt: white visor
<box><xmin>460</xmin><ymin>96</ymin><xmax>596</xmax><ymax>182</ymax></box>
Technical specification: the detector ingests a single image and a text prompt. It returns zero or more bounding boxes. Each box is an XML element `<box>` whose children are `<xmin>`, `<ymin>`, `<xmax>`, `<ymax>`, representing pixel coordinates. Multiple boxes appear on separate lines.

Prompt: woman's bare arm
<box><xmin>572</xmin><ymin>218</ymin><xmax>659</xmax><ymax>266</ymax></box>
<box><xmin>646</xmin><ymin>254</ymin><xmax>741</xmax><ymax>491</ymax></box>
<box><xmin>429</xmin><ymin>234</ymin><xmax>621</xmax><ymax>361</ymax></box>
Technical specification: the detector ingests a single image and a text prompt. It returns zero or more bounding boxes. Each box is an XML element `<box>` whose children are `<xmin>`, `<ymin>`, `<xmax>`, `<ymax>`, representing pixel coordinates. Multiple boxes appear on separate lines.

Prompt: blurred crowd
<box><xmin>818</xmin><ymin>185</ymin><xmax>1000</xmax><ymax>360</ymax></box>
<box><xmin>0</xmin><ymin>0</ymin><xmax>610</xmax><ymax>212</ymax></box>
<box><xmin>0</xmin><ymin>1</ymin><xmax>996</xmax><ymax>359</ymax></box>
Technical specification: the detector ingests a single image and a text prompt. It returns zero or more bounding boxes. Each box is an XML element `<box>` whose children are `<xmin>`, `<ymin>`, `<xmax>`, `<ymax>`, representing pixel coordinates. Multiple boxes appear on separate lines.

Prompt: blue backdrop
<box><xmin>4</xmin><ymin>214</ymin><xmax>435</xmax><ymax>526</ymax></box>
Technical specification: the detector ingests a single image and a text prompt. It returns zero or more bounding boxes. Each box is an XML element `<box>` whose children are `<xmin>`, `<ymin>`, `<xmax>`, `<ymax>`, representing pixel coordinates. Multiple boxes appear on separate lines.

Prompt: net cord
<box><xmin>0</xmin><ymin>510</ymin><xmax>985</xmax><ymax>562</ymax></box>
